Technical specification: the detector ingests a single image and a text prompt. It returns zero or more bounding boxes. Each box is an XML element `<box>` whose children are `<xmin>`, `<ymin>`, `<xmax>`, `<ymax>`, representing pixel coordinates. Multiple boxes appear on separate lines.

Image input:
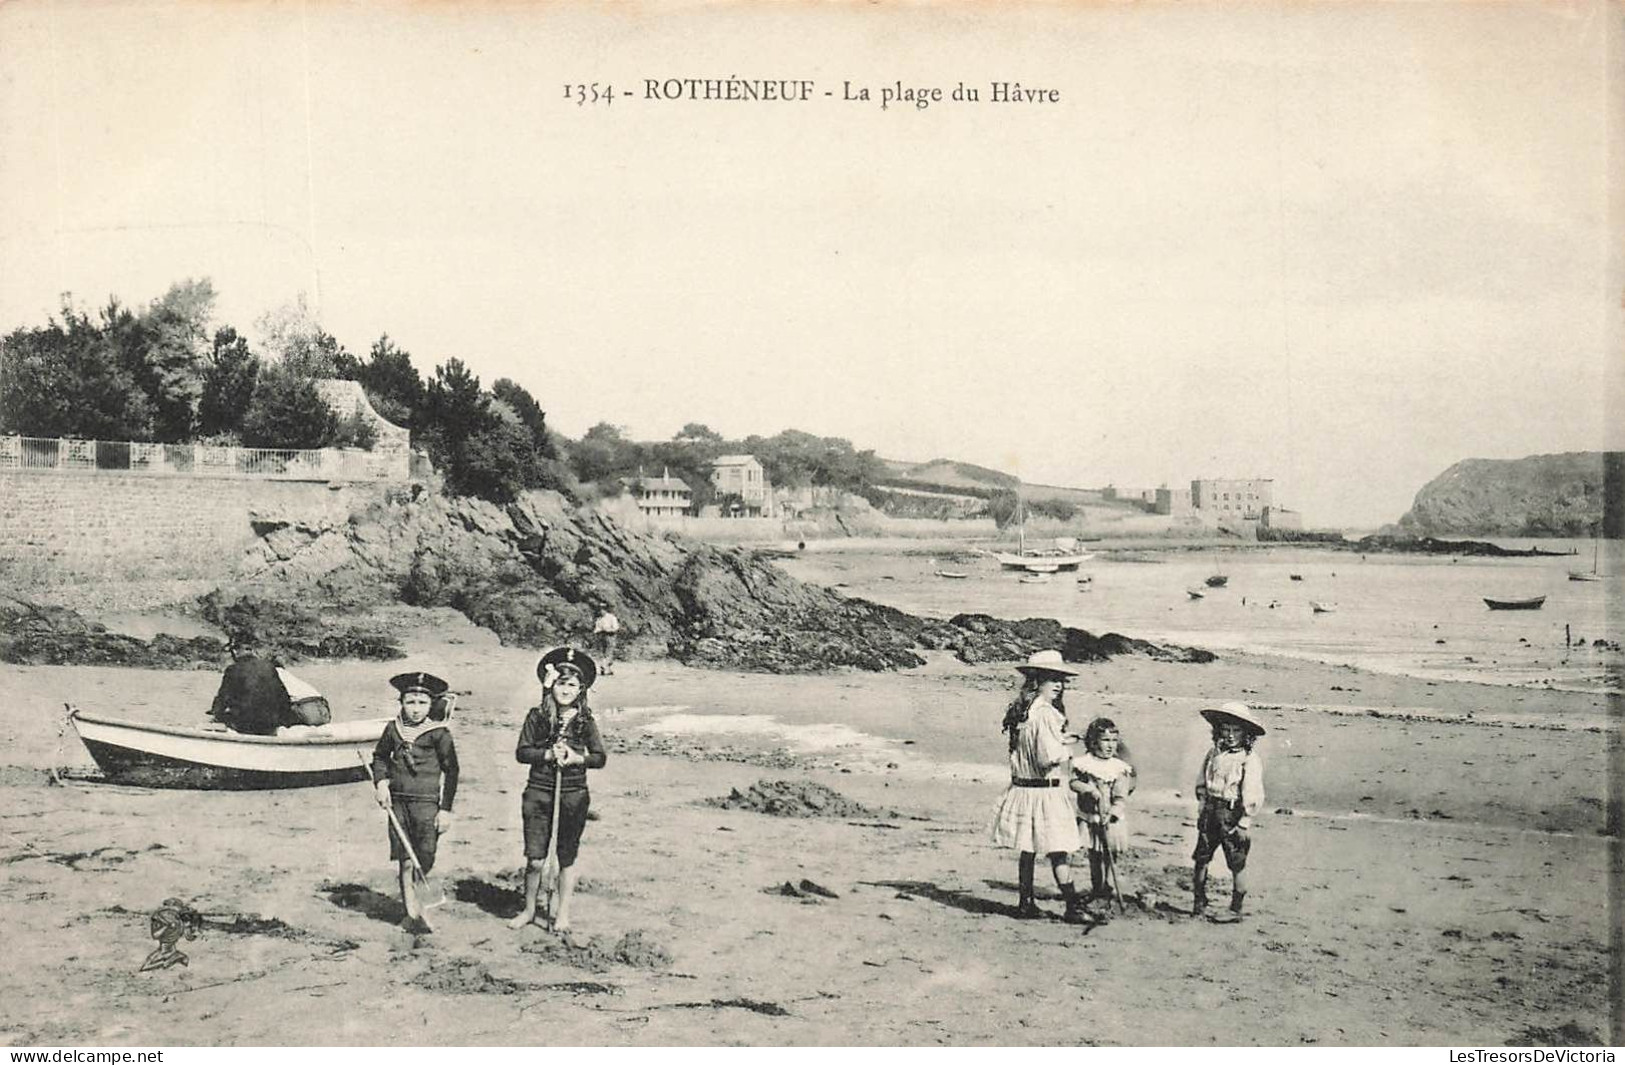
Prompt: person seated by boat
<box><xmin>207</xmin><ymin>637</ymin><xmax>298</xmax><ymax>736</ymax></box>
<box><xmin>371</xmin><ymin>670</ymin><xmax>459</xmax><ymax>934</ymax></box>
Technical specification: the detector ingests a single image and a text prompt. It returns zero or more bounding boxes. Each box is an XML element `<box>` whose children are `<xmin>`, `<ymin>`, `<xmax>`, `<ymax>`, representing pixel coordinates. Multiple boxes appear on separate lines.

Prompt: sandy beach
<box><xmin>1</xmin><ymin>601</ymin><xmax>1616</xmax><ymax>1047</ymax></box>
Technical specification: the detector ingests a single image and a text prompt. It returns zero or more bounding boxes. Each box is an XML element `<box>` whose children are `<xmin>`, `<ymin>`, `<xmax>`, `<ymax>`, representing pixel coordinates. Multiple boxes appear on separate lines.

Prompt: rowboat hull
<box><xmin>1483</xmin><ymin>596</ymin><xmax>1546</xmax><ymax>611</ymax></box>
<box><xmin>994</xmin><ymin>552</ymin><xmax>1092</xmax><ymax>572</ymax></box>
<box><xmin>69</xmin><ymin>711</ymin><xmax>390</xmax><ymax>790</ymax></box>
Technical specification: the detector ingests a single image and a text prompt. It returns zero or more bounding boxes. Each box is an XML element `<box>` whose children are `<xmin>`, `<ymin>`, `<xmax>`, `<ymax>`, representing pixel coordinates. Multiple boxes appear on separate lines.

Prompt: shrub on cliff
<box><xmin>239</xmin><ymin>365</ymin><xmax>341</xmax><ymax>449</ymax></box>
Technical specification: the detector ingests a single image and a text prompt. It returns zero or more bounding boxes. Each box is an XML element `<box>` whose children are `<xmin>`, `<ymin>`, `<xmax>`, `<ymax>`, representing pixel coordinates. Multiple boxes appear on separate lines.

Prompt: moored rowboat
<box><xmin>1482</xmin><ymin>595</ymin><xmax>1546</xmax><ymax>611</ymax></box>
<box><xmin>68</xmin><ymin>709</ymin><xmax>391</xmax><ymax>790</ymax></box>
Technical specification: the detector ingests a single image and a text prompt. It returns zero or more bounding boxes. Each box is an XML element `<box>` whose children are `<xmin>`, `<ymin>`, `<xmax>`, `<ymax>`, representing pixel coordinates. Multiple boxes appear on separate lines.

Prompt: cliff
<box><xmin>1396</xmin><ymin>452</ymin><xmax>1621</xmax><ymax>538</ymax></box>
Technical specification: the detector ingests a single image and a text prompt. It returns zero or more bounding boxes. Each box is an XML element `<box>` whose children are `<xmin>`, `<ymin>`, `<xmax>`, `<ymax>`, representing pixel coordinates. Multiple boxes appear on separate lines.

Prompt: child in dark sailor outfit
<box><xmin>370</xmin><ymin>671</ymin><xmax>459</xmax><ymax>934</ymax></box>
<box><xmin>1192</xmin><ymin>701</ymin><xmax>1267</xmax><ymax>922</ymax></box>
<box><xmin>508</xmin><ymin>647</ymin><xmax>607</xmax><ymax>934</ymax></box>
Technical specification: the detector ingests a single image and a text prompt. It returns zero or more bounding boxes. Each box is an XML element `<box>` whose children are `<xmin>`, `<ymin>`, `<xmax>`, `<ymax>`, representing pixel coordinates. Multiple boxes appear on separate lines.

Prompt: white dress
<box><xmin>1072</xmin><ymin>752</ymin><xmax>1134</xmax><ymax>856</ymax></box>
<box><xmin>989</xmin><ymin>698</ymin><xmax>1082</xmax><ymax>854</ymax></box>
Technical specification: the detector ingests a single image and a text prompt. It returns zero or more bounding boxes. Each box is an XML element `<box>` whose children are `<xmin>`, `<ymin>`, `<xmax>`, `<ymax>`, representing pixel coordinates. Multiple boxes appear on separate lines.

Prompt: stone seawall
<box><xmin>0</xmin><ymin>470</ymin><xmax>392</xmax><ymax>582</ymax></box>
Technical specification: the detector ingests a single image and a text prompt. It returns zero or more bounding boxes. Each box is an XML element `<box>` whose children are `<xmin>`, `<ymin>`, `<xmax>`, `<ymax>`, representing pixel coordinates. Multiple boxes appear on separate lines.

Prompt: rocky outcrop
<box><xmin>223</xmin><ymin>488</ymin><xmax>1213</xmax><ymax>673</ymax></box>
<box><xmin>1396</xmin><ymin>452</ymin><xmax>1619</xmax><ymax>538</ymax></box>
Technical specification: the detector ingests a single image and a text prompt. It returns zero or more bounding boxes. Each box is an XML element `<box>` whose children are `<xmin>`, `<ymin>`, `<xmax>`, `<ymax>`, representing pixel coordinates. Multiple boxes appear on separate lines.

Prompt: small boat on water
<box><xmin>934</xmin><ymin>569</ymin><xmax>969</xmax><ymax>579</ymax></box>
<box><xmin>1569</xmin><ymin>535</ymin><xmax>1603</xmax><ymax>582</ymax></box>
<box><xmin>1018</xmin><ymin>573</ymin><xmax>1053</xmax><ymax>585</ymax></box>
<box><xmin>1483</xmin><ymin>596</ymin><xmax>1546</xmax><ymax>611</ymax></box>
<box><xmin>68</xmin><ymin>709</ymin><xmax>391</xmax><ymax>789</ymax></box>
<box><xmin>1289</xmin><ymin>574</ymin><xmax>1304</xmax><ymax>582</ymax></box>
<box><xmin>1186</xmin><ymin>588</ymin><xmax>1205</xmax><ymax>599</ymax></box>
<box><xmin>1311</xmin><ymin>602</ymin><xmax>1336</xmax><ymax>614</ymax></box>
<box><xmin>1205</xmin><ymin>574</ymin><xmax>1229</xmax><ymax>588</ymax></box>
<box><xmin>995</xmin><ymin>551</ymin><xmax>1093</xmax><ymax>573</ymax></box>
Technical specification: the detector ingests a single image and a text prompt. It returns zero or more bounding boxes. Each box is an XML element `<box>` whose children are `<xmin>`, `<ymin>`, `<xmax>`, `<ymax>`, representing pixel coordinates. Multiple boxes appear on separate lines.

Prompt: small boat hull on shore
<box><xmin>69</xmin><ymin>710</ymin><xmax>391</xmax><ymax>790</ymax></box>
<box><xmin>934</xmin><ymin>570</ymin><xmax>969</xmax><ymax>579</ymax></box>
<box><xmin>1483</xmin><ymin>596</ymin><xmax>1546</xmax><ymax>611</ymax></box>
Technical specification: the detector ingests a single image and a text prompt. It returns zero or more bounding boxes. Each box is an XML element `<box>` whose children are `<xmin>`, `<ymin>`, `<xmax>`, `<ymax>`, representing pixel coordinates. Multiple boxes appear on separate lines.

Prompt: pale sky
<box><xmin>1</xmin><ymin>1</ymin><xmax>1619</xmax><ymax>527</ymax></box>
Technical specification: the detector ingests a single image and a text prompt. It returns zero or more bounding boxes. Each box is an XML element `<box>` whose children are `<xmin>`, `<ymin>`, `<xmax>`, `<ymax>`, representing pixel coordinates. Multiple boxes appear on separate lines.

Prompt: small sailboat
<box><xmin>1204</xmin><ymin>574</ymin><xmax>1229</xmax><ymax>588</ymax></box>
<box><xmin>1569</xmin><ymin>534</ymin><xmax>1602</xmax><ymax>582</ymax></box>
<box><xmin>994</xmin><ymin>493</ymin><xmax>1093</xmax><ymax>572</ymax></box>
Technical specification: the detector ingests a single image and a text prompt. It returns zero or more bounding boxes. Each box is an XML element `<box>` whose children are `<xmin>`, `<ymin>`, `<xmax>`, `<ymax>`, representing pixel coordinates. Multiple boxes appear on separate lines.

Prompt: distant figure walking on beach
<box><xmin>592</xmin><ymin>606</ymin><xmax>620</xmax><ymax>676</ymax></box>
<box><xmin>370</xmin><ymin>671</ymin><xmax>458</xmax><ymax>934</ymax></box>
<box><xmin>1191</xmin><ymin>701</ymin><xmax>1267</xmax><ymax>923</ymax></box>
<box><xmin>990</xmin><ymin>650</ymin><xmax>1087</xmax><ymax>924</ymax></box>
<box><xmin>510</xmin><ymin>648</ymin><xmax>607</xmax><ymax>933</ymax></box>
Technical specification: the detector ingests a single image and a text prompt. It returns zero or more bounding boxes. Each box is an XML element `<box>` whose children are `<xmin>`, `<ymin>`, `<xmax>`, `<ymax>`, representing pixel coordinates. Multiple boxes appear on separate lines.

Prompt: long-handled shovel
<box><xmin>357</xmin><ymin>752</ymin><xmax>445</xmax><ymax>909</ymax></box>
<box><xmin>541</xmin><ymin>763</ymin><xmax>563</xmax><ymax>930</ymax></box>
<box><xmin>1101</xmin><ymin>823</ymin><xmax>1125</xmax><ymax>913</ymax></box>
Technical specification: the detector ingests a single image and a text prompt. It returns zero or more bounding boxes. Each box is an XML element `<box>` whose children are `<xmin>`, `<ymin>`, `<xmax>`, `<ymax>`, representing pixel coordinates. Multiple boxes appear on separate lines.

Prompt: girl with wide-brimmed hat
<box><xmin>989</xmin><ymin>650</ymin><xmax>1089</xmax><ymax>924</ymax></box>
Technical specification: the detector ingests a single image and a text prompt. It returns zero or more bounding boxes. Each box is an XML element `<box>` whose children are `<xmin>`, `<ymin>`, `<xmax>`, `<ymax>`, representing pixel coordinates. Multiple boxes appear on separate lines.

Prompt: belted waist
<box><xmin>1012</xmin><ymin>777</ymin><xmax>1062</xmax><ymax>788</ymax></box>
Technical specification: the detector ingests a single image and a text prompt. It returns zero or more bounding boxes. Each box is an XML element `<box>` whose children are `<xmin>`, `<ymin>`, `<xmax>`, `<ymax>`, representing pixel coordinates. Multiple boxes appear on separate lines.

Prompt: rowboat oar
<box><xmin>357</xmin><ymin>752</ymin><xmax>445</xmax><ymax>909</ymax></box>
<box><xmin>541</xmin><ymin>764</ymin><xmax>563</xmax><ymax>931</ymax></box>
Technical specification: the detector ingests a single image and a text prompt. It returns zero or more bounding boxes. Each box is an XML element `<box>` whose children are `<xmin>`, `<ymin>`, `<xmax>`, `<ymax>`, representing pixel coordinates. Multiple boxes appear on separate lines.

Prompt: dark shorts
<box><xmin>522</xmin><ymin>786</ymin><xmax>590</xmax><ymax>867</ymax></box>
<box><xmin>389</xmin><ymin>797</ymin><xmax>440</xmax><ymax>873</ymax></box>
<box><xmin>1192</xmin><ymin>801</ymin><xmax>1250</xmax><ymax>872</ymax></box>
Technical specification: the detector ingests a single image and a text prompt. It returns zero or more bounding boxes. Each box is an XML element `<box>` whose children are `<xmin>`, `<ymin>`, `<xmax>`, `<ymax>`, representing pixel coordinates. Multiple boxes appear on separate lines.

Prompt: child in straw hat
<box><xmin>989</xmin><ymin>650</ymin><xmax>1089</xmax><ymax>924</ymax></box>
<box><xmin>1192</xmin><ymin>701</ymin><xmax>1267</xmax><ymax>922</ymax></box>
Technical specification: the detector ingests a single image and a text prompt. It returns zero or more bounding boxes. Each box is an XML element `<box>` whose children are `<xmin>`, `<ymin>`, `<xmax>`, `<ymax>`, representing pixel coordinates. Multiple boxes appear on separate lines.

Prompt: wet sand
<box><xmin>0</xmin><ymin>609</ymin><xmax>1616</xmax><ymax>1046</ymax></box>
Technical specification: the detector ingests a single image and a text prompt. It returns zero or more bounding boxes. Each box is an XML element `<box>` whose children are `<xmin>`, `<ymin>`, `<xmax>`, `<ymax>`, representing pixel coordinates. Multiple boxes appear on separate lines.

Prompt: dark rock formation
<box><xmin>1396</xmin><ymin>452</ymin><xmax>1619</xmax><ymax>538</ymax></box>
<box><xmin>215</xmin><ymin>489</ymin><xmax>1213</xmax><ymax>674</ymax></box>
<box><xmin>0</xmin><ymin>594</ymin><xmax>227</xmax><ymax>668</ymax></box>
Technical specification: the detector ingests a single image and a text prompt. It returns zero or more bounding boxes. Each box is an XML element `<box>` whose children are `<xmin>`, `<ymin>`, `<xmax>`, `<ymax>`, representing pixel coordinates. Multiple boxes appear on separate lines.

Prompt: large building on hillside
<box><xmin>1190</xmin><ymin>478</ymin><xmax>1273</xmax><ymax>520</ymax></box>
<box><xmin>710</xmin><ymin>454</ymin><xmax>773</xmax><ymax>517</ymax></box>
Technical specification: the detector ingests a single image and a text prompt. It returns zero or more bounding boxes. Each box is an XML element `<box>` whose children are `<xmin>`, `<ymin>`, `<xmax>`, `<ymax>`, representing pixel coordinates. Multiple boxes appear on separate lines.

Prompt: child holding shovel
<box><xmin>1071</xmin><ymin>716</ymin><xmax>1135</xmax><ymax>911</ymax></box>
<box><xmin>509</xmin><ymin>647</ymin><xmax>607</xmax><ymax>933</ymax></box>
<box><xmin>1192</xmin><ymin>701</ymin><xmax>1267</xmax><ymax>922</ymax></box>
<box><xmin>370</xmin><ymin>670</ymin><xmax>459</xmax><ymax>934</ymax></box>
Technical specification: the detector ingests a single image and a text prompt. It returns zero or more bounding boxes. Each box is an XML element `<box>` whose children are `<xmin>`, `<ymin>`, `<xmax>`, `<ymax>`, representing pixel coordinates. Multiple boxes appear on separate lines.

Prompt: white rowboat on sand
<box><xmin>68</xmin><ymin>708</ymin><xmax>391</xmax><ymax>790</ymax></box>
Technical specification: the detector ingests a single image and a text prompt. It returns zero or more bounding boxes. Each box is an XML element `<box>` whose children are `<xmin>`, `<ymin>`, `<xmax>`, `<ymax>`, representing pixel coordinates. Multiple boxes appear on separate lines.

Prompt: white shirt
<box><xmin>1196</xmin><ymin>747</ymin><xmax>1266</xmax><ymax>821</ymax></box>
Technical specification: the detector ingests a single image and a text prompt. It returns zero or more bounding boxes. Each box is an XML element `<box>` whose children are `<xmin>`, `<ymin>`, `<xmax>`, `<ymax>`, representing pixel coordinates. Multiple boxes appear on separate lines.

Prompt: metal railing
<box><xmin>0</xmin><ymin>435</ymin><xmax>408</xmax><ymax>482</ymax></box>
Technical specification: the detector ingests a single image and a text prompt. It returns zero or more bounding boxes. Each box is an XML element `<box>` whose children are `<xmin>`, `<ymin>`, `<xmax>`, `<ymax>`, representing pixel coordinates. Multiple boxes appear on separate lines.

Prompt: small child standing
<box><xmin>1192</xmin><ymin>701</ymin><xmax>1266</xmax><ymax>923</ymax></box>
<box><xmin>1070</xmin><ymin>717</ymin><xmax>1135</xmax><ymax>906</ymax></box>
<box><xmin>370</xmin><ymin>671</ymin><xmax>459</xmax><ymax>934</ymax></box>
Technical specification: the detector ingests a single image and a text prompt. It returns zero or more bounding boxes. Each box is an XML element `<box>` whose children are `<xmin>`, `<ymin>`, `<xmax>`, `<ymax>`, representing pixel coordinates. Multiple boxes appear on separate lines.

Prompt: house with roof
<box><xmin>709</xmin><ymin>454</ymin><xmax>773</xmax><ymax>517</ymax></box>
<box><xmin>634</xmin><ymin>468</ymin><xmax>693</xmax><ymax>518</ymax></box>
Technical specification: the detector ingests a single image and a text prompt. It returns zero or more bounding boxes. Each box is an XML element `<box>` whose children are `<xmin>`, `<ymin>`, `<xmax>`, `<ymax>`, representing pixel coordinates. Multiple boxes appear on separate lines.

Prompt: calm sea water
<box><xmin>780</xmin><ymin>538</ymin><xmax>1623</xmax><ymax>694</ymax></box>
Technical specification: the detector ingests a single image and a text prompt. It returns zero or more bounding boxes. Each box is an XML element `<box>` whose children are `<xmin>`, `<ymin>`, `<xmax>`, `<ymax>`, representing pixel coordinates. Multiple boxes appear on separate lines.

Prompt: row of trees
<box><xmin>0</xmin><ymin>281</ymin><xmax>570</xmax><ymax>503</ymax></box>
<box><xmin>0</xmin><ymin>279</ymin><xmax>890</xmax><ymax>507</ymax></box>
<box><xmin>0</xmin><ymin>283</ymin><xmax>375</xmax><ymax>451</ymax></box>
